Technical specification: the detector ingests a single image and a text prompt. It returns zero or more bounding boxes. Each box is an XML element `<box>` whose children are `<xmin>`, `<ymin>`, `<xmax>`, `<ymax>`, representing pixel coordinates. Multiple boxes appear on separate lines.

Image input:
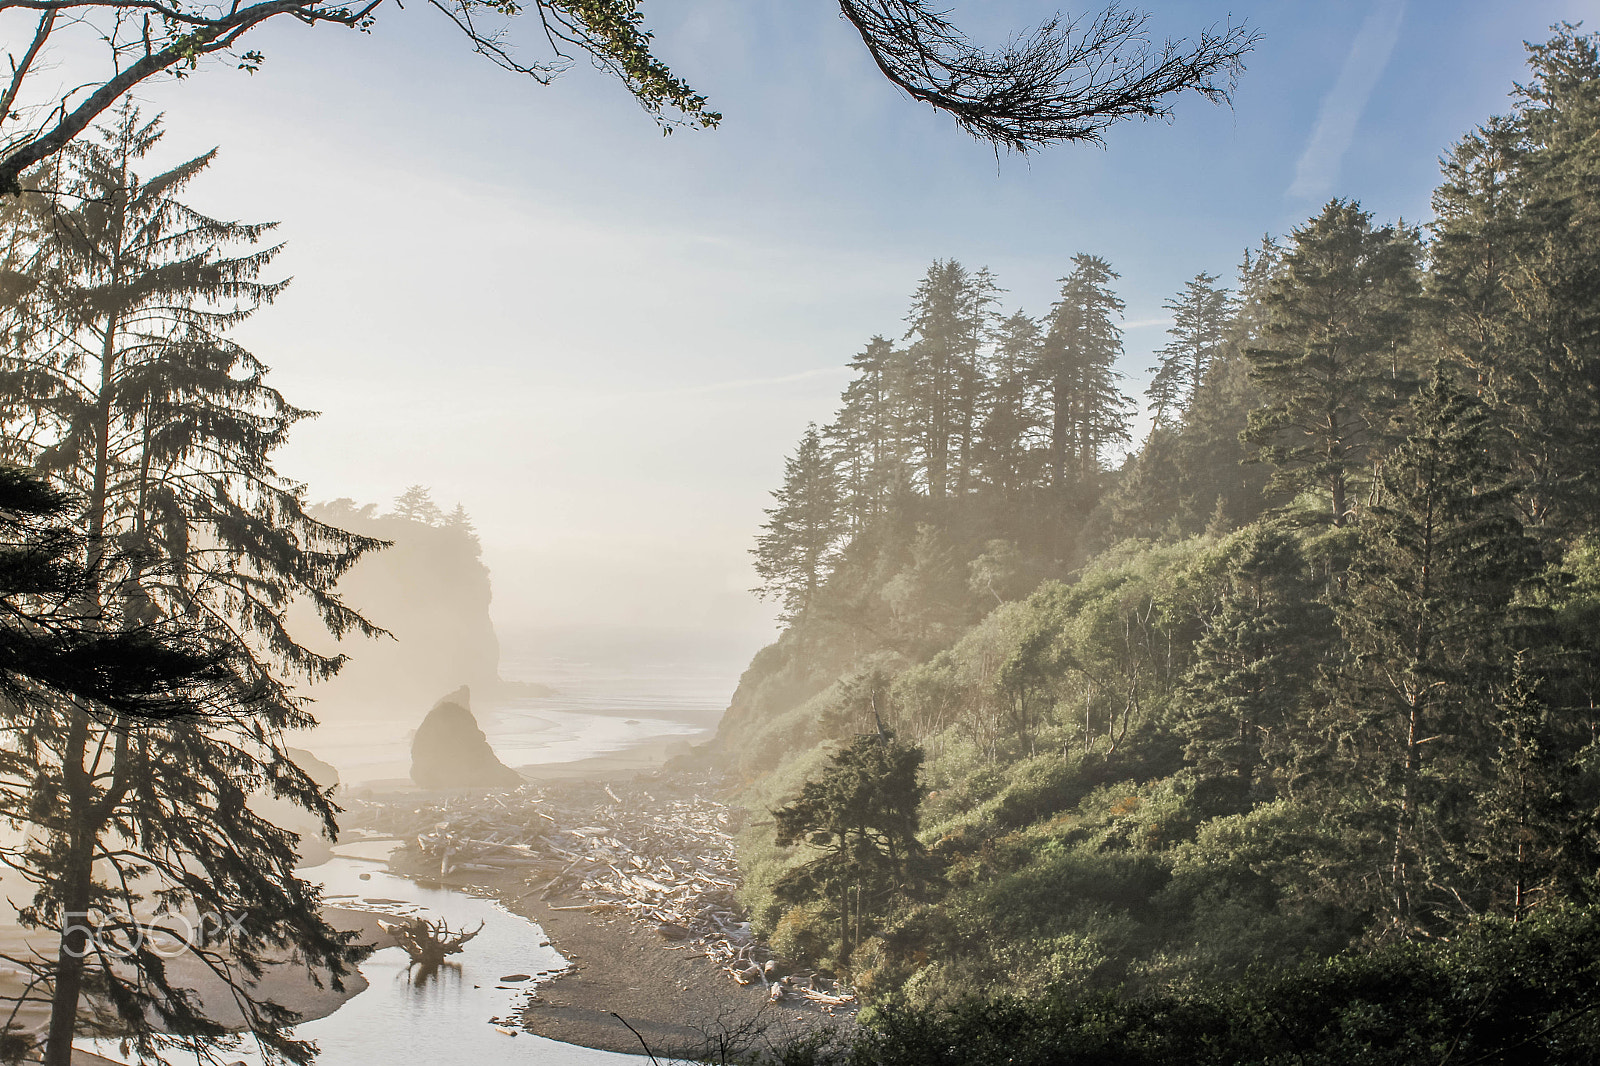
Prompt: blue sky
<box><xmin>104</xmin><ymin>0</ymin><xmax>1593</xmax><ymax>679</ymax></box>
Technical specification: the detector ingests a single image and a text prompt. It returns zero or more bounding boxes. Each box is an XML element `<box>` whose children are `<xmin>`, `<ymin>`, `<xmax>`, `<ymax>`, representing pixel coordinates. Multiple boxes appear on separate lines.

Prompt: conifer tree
<box><xmin>1180</xmin><ymin>525</ymin><xmax>1330</xmax><ymax>805</ymax></box>
<box><xmin>391</xmin><ymin>484</ymin><xmax>445</xmax><ymax>526</ymax></box>
<box><xmin>0</xmin><ymin>466</ymin><xmax>236</xmax><ymax>722</ymax></box>
<box><xmin>773</xmin><ymin>733</ymin><xmax>928</xmax><ymax>969</ymax></box>
<box><xmin>902</xmin><ymin>260</ymin><xmax>995</xmax><ymax>499</ymax></box>
<box><xmin>1242</xmin><ymin>201</ymin><xmax>1420</xmax><ymax>529</ymax></box>
<box><xmin>753</xmin><ymin>425</ymin><xmax>847</xmax><ymax>619</ymax></box>
<box><xmin>0</xmin><ymin>107</ymin><xmax>381</xmax><ymax>1065</ymax></box>
<box><xmin>1328</xmin><ymin>369</ymin><xmax>1539</xmax><ymax>935</ymax></box>
<box><xmin>1039</xmin><ymin>254</ymin><xmax>1130</xmax><ymax>491</ymax></box>
<box><xmin>974</xmin><ymin>310</ymin><xmax>1045</xmax><ymax>497</ymax></box>
<box><xmin>1147</xmin><ymin>272</ymin><xmax>1231</xmax><ymax>427</ymax></box>
<box><xmin>1429</xmin><ymin>26</ymin><xmax>1600</xmax><ymax>536</ymax></box>
<box><xmin>830</xmin><ymin>336</ymin><xmax>911</xmax><ymax>533</ymax></box>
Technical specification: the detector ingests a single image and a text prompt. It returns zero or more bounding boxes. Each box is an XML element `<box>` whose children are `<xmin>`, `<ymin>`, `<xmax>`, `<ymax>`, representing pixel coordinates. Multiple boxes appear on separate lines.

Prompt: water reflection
<box><xmin>82</xmin><ymin>856</ymin><xmax>645</xmax><ymax>1066</ymax></box>
<box><xmin>406</xmin><ymin>959</ymin><xmax>461</xmax><ymax>989</ymax></box>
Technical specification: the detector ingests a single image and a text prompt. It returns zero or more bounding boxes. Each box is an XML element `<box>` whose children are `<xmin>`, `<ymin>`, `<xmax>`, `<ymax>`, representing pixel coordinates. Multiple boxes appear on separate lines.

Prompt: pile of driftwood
<box><xmin>344</xmin><ymin>774</ymin><xmax>855</xmax><ymax>1010</ymax></box>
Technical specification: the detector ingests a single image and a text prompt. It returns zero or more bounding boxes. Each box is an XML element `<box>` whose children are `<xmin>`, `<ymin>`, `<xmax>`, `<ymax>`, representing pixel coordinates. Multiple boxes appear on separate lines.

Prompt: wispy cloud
<box><xmin>1288</xmin><ymin>2</ymin><xmax>1407</xmax><ymax>201</ymax></box>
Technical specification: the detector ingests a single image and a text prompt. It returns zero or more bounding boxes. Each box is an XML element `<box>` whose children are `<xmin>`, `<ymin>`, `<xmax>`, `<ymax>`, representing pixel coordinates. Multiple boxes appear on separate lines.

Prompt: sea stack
<box><xmin>409</xmin><ymin>685</ymin><xmax>523</xmax><ymax>789</ymax></box>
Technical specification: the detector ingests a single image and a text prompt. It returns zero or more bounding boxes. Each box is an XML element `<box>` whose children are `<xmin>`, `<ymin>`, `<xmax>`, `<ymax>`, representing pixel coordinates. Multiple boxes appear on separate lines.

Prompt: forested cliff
<box><xmin>710</xmin><ymin>27</ymin><xmax>1600</xmax><ymax>1016</ymax></box>
<box><xmin>295</xmin><ymin>488</ymin><xmax>504</xmax><ymax>722</ymax></box>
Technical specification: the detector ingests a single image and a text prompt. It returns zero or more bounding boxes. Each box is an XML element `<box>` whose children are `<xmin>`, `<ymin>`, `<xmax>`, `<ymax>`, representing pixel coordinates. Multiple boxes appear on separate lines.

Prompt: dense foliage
<box><xmin>718</xmin><ymin>27</ymin><xmax>1600</xmax><ymax>1036</ymax></box>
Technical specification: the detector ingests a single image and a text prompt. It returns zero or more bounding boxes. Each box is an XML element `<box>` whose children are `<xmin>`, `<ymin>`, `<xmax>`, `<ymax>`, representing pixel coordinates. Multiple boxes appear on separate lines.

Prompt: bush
<box><xmin>817</xmin><ymin>906</ymin><xmax>1600</xmax><ymax>1066</ymax></box>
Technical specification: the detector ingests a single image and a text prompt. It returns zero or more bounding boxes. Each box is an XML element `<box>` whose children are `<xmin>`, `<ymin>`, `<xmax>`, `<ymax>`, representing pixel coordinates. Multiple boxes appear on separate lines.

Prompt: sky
<box><xmin>43</xmin><ymin>0</ymin><xmax>1594</xmax><ymax>683</ymax></box>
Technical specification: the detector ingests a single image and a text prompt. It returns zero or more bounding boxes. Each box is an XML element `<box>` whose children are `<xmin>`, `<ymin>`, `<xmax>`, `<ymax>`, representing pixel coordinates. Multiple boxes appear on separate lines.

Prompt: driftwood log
<box><xmin>345</xmin><ymin>774</ymin><xmax>857</xmax><ymax>1011</ymax></box>
<box><xmin>379</xmin><ymin>916</ymin><xmax>485</xmax><ymax>967</ymax></box>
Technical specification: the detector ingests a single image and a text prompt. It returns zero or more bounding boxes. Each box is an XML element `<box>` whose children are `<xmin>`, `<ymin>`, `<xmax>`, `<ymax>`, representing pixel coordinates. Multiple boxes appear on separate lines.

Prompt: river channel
<box><xmin>84</xmin><ymin>848</ymin><xmax>646</xmax><ymax>1066</ymax></box>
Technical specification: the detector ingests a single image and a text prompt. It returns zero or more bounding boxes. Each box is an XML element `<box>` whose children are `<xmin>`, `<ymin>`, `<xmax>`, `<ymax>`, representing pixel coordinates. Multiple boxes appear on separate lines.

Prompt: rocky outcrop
<box><xmin>409</xmin><ymin>686</ymin><xmax>523</xmax><ymax>789</ymax></box>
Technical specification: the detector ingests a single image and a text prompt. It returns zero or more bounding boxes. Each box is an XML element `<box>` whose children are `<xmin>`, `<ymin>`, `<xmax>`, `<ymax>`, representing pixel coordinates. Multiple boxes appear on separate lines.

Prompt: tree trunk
<box><xmin>43</xmin><ymin>710</ymin><xmax>94</xmax><ymax>1066</ymax></box>
<box><xmin>1391</xmin><ymin>695</ymin><xmax>1422</xmax><ymax>932</ymax></box>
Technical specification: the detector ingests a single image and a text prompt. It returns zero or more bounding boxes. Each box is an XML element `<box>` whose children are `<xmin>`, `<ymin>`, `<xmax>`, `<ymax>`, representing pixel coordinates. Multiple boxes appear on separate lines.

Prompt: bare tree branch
<box><xmin>0</xmin><ymin>0</ymin><xmax>1257</xmax><ymax>195</ymax></box>
<box><xmin>837</xmin><ymin>0</ymin><xmax>1260</xmax><ymax>150</ymax></box>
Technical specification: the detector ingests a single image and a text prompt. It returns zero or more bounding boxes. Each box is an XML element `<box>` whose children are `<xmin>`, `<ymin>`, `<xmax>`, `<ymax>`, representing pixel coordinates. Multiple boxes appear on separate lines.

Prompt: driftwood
<box><xmin>344</xmin><ymin>773</ymin><xmax>857</xmax><ymax>1011</ymax></box>
<box><xmin>379</xmin><ymin>916</ymin><xmax>485</xmax><ymax>967</ymax></box>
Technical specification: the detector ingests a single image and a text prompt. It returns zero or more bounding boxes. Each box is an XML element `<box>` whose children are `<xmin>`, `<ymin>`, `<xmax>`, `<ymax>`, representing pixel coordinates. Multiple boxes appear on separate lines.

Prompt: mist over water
<box><xmin>306</xmin><ymin>627</ymin><xmax>749</xmax><ymax>785</ymax></box>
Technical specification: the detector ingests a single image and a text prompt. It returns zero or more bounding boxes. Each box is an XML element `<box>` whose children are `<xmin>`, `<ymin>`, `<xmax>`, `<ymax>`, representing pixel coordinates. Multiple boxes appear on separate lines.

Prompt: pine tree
<box><xmin>1242</xmin><ymin>201</ymin><xmax>1421</xmax><ymax>529</ymax></box>
<box><xmin>1473</xmin><ymin>656</ymin><xmax>1568</xmax><ymax>920</ymax></box>
<box><xmin>1327</xmin><ymin>368</ymin><xmax>1539</xmax><ymax>936</ymax></box>
<box><xmin>0</xmin><ymin>107</ymin><xmax>382</xmax><ymax>1065</ymax></box>
<box><xmin>753</xmin><ymin>425</ymin><xmax>847</xmax><ymax>619</ymax></box>
<box><xmin>1039</xmin><ymin>254</ymin><xmax>1131</xmax><ymax>492</ymax></box>
<box><xmin>0</xmin><ymin>465</ymin><xmax>236</xmax><ymax>721</ymax></box>
<box><xmin>830</xmin><ymin>336</ymin><xmax>912</xmax><ymax>534</ymax></box>
<box><xmin>1147</xmin><ymin>272</ymin><xmax>1232</xmax><ymax>427</ymax></box>
<box><xmin>391</xmin><ymin>484</ymin><xmax>445</xmax><ymax>525</ymax></box>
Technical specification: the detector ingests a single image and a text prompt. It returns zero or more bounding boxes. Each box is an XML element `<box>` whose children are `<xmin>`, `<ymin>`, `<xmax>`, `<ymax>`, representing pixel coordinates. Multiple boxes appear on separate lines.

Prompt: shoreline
<box><xmin>358</xmin><ymin>762</ymin><xmax>853</xmax><ymax>1059</ymax></box>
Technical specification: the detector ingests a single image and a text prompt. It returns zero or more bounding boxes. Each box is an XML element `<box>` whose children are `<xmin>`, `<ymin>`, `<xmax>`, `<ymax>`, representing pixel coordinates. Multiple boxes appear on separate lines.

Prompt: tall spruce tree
<box><xmin>1327</xmin><ymin>369</ymin><xmax>1539</xmax><ymax>936</ymax></box>
<box><xmin>974</xmin><ymin>310</ymin><xmax>1045</xmax><ymax>498</ymax></box>
<box><xmin>753</xmin><ymin>425</ymin><xmax>847</xmax><ymax>619</ymax></box>
<box><xmin>0</xmin><ymin>465</ymin><xmax>238</xmax><ymax>722</ymax></box>
<box><xmin>0</xmin><ymin>107</ymin><xmax>382</xmax><ymax>1065</ymax></box>
<box><xmin>1147</xmin><ymin>272</ymin><xmax>1232</xmax><ymax>427</ymax></box>
<box><xmin>830</xmin><ymin>336</ymin><xmax>911</xmax><ymax>534</ymax></box>
<box><xmin>1180</xmin><ymin>525</ymin><xmax>1331</xmax><ymax>807</ymax></box>
<box><xmin>1429</xmin><ymin>25</ymin><xmax>1600</xmax><ymax>537</ymax></box>
<box><xmin>1039</xmin><ymin>254</ymin><xmax>1131</xmax><ymax>492</ymax></box>
<box><xmin>902</xmin><ymin>260</ymin><xmax>996</xmax><ymax>500</ymax></box>
<box><xmin>1242</xmin><ymin>201</ymin><xmax>1420</xmax><ymax>530</ymax></box>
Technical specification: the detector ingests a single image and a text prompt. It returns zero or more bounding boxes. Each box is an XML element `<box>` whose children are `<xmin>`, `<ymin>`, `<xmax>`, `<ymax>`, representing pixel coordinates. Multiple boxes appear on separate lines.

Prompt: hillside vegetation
<box><xmin>707</xmin><ymin>27</ymin><xmax>1600</xmax><ymax>1026</ymax></box>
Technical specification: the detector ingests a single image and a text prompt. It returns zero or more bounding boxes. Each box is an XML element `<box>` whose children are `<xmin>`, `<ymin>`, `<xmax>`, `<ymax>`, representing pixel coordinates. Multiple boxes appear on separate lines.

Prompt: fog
<box><xmin>84</xmin><ymin>0</ymin><xmax>1569</xmax><ymax>690</ymax></box>
<box><xmin>3</xmin><ymin>3</ymin><xmax>1599</xmax><ymax>1064</ymax></box>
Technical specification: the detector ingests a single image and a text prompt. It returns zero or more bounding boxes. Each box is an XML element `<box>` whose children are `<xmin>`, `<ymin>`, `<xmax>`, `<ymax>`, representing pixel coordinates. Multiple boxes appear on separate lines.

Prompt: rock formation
<box><xmin>285</xmin><ymin>747</ymin><xmax>339</xmax><ymax>789</ymax></box>
<box><xmin>409</xmin><ymin>686</ymin><xmax>523</xmax><ymax>789</ymax></box>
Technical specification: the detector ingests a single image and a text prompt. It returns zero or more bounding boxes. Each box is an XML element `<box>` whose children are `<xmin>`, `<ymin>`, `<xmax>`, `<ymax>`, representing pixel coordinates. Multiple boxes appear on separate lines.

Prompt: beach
<box><xmin>365</xmin><ymin>760</ymin><xmax>850</xmax><ymax>1059</ymax></box>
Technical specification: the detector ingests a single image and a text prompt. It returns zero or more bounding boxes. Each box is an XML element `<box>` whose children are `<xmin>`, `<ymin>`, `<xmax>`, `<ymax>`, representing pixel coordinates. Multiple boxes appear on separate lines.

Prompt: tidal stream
<box><xmin>84</xmin><ymin>850</ymin><xmax>645</xmax><ymax>1066</ymax></box>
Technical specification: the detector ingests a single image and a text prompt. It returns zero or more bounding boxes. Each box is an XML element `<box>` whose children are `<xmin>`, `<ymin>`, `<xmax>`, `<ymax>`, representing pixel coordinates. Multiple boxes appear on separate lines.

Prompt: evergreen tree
<box><xmin>1242</xmin><ymin>201</ymin><xmax>1421</xmax><ymax>529</ymax></box>
<box><xmin>391</xmin><ymin>484</ymin><xmax>445</xmax><ymax>525</ymax></box>
<box><xmin>1147</xmin><ymin>272</ymin><xmax>1232</xmax><ymax>427</ymax></box>
<box><xmin>1473</xmin><ymin>657</ymin><xmax>1570</xmax><ymax>920</ymax></box>
<box><xmin>902</xmin><ymin>260</ymin><xmax>996</xmax><ymax>500</ymax></box>
<box><xmin>1039</xmin><ymin>255</ymin><xmax>1130</xmax><ymax>493</ymax></box>
<box><xmin>0</xmin><ymin>107</ymin><xmax>381</xmax><ymax>1065</ymax></box>
<box><xmin>1429</xmin><ymin>26</ymin><xmax>1600</xmax><ymax>537</ymax></box>
<box><xmin>974</xmin><ymin>310</ymin><xmax>1045</xmax><ymax>497</ymax></box>
<box><xmin>830</xmin><ymin>336</ymin><xmax>911</xmax><ymax>534</ymax></box>
<box><xmin>753</xmin><ymin>425</ymin><xmax>847</xmax><ymax>619</ymax></box>
<box><xmin>1327</xmin><ymin>369</ymin><xmax>1539</xmax><ymax>935</ymax></box>
<box><xmin>1180</xmin><ymin>525</ymin><xmax>1331</xmax><ymax>806</ymax></box>
<box><xmin>0</xmin><ymin>466</ymin><xmax>236</xmax><ymax>722</ymax></box>
<box><xmin>1104</xmin><ymin>247</ymin><xmax>1275</xmax><ymax>542</ymax></box>
<box><xmin>773</xmin><ymin>733</ymin><xmax>929</xmax><ymax>970</ymax></box>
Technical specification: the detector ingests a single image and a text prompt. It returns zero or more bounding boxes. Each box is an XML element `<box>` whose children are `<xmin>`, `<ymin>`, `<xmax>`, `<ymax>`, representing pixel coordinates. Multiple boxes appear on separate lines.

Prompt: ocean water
<box><xmin>305</xmin><ymin>653</ymin><xmax>737</xmax><ymax>785</ymax></box>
